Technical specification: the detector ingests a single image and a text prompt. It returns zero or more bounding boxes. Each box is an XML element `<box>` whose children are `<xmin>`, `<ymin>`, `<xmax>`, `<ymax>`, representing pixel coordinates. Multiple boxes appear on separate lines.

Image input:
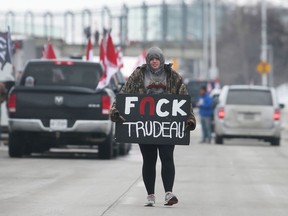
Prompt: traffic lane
<box><xmin>104</xmin><ymin>133</ymin><xmax>288</xmax><ymax>216</ymax></box>
<box><xmin>178</xmin><ymin>138</ymin><xmax>288</xmax><ymax>216</ymax></box>
<box><xmin>1</xmin><ymin>129</ymin><xmax>288</xmax><ymax>216</ymax></box>
<box><xmin>0</xmin><ymin>144</ymin><xmax>143</xmax><ymax>216</ymax></box>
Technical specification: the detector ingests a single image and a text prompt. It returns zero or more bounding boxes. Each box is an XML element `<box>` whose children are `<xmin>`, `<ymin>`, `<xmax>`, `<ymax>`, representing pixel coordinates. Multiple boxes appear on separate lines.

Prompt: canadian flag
<box><xmin>96</xmin><ymin>33</ymin><xmax>118</xmax><ymax>90</ymax></box>
<box><xmin>207</xmin><ymin>81</ymin><xmax>212</xmax><ymax>93</ymax></box>
<box><xmin>116</xmin><ymin>46</ymin><xmax>124</xmax><ymax>68</ymax></box>
<box><xmin>85</xmin><ymin>37</ymin><xmax>93</xmax><ymax>61</ymax></box>
<box><xmin>134</xmin><ymin>49</ymin><xmax>146</xmax><ymax>68</ymax></box>
<box><xmin>214</xmin><ymin>78</ymin><xmax>221</xmax><ymax>89</ymax></box>
<box><xmin>42</xmin><ymin>41</ymin><xmax>56</xmax><ymax>59</ymax></box>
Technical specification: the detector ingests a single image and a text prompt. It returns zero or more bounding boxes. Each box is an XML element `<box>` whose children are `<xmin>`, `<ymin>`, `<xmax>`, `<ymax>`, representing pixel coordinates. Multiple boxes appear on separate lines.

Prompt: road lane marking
<box><xmin>100</xmin><ymin>176</ymin><xmax>142</xmax><ymax>216</ymax></box>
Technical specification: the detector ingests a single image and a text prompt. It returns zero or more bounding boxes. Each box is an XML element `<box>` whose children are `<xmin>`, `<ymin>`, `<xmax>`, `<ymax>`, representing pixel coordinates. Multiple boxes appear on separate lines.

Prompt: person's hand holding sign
<box><xmin>186</xmin><ymin>118</ymin><xmax>196</xmax><ymax>131</ymax></box>
<box><xmin>110</xmin><ymin>109</ymin><xmax>126</xmax><ymax>122</ymax></box>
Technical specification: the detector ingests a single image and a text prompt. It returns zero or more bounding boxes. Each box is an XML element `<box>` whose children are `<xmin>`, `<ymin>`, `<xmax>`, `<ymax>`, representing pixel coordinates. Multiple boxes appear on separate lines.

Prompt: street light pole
<box><xmin>209</xmin><ymin>0</ymin><xmax>218</xmax><ymax>80</ymax></box>
<box><xmin>261</xmin><ymin>0</ymin><xmax>268</xmax><ymax>86</ymax></box>
<box><xmin>267</xmin><ymin>45</ymin><xmax>274</xmax><ymax>87</ymax></box>
<box><xmin>203</xmin><ymin>0</ymin><xmax>209</xmax><ymax>80</ymax></box>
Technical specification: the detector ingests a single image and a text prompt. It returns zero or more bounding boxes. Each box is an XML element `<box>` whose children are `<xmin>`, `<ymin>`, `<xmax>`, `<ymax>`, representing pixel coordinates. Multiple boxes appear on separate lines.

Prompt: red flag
<box><xmin>116</xmin><ymin>47</ymin><xmax>124</xmax><ymax>68</ymax></box>
<box><xmin>85</xmin><ymin>37</ymin><xmax>93</xmax><ymax>61</ymax></box>
<box><xmin>14</xmin><ymin>40</ymin><xmax>20</xmax><ymax>50</ymax></box>
<box><xmin>42</xmin><ymin>41</ymin><xmax>56</xmax><ymax>59</ymax></box>
<box><xmin>99</xmin><ymin>38</ymin><xmax>106</xmax><ymax>78</ymax></box>
<box><xmin>96</xmin><ymin>33</ymin><xmax>119</xmax><ymax>90</ymax></box>
<box><xmin>106</xmin><ymin>34</ymin><xmax>118</xmax><ymax>66</ymax></box>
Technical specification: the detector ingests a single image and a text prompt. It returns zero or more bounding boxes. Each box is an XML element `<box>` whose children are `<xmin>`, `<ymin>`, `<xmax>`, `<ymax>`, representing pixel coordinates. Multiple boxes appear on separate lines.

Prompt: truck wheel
<box><xmin>98</xmin><ymin>132</ymin><xmax>114</xmax><ymax>159</ymax></box>
<box><xmin>270</xmin><ymin>138</ymin><xmax>280</xmax><ymax>146</ymax></box>
<box><xmin>24</xmin><ymin>144</ymin><xmax>32</xmax><ymax>156</ymax></box>
<box><xmin>8</xmin><ymin>133</ymin><xmax>24</xmax><ymax>158</ymax></box>
<box><xmin>215</xmin><ymin>135</ymin><xmax>223</xmax><ymax>145</ymax></box>
<box><xmin>113</xmin><ymin>144</ymin><xmax>119</xmax><ymax>158</ymax></box>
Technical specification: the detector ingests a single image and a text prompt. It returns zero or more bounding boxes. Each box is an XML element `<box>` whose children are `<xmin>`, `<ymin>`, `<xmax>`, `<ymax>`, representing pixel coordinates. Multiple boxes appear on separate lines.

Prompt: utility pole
<box><xmin>203</xmin><ymin>0</ymin><xmax>209</xmax><ymax>80</ymax></box>
<box><xmin>261</xmin><ymin>0</ymin><xmax>268</xmax><ymax>86</ymax></box>
<box><xmin>267</xmin><ymin>45</ymin><xmax>274</xmax><ymax>87</ymax></box>
<box><xmin>209</xmin><ymin>0</ymin><xmax>218</xmax><ymax>80</ymax></box>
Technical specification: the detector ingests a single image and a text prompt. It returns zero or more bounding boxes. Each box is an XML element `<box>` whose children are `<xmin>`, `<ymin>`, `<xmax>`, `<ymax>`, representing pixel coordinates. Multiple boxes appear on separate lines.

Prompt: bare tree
<box><xmin>217</xmin><ymin>3</ymin><xmax>288</xmax><ymax>86</ymax></box>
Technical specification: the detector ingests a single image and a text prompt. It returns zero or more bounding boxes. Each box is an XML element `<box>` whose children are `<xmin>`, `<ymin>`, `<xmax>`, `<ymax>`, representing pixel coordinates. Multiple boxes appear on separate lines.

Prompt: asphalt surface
<box><xmin>1</xmin><ymin>118</ymin><xmax>288</xmax><ymax>216</ymax></box>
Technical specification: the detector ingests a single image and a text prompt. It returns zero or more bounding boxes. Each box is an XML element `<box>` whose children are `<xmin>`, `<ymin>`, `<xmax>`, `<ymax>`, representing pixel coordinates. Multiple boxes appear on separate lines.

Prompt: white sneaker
<box><xmin>164</xmin><ymin>192</ymin><xmax>178</xmax><ymax>206</ymax></box>
<box><xmin>145</xmin><ymin>194</ymin><xmax>155</xmax><ymax>207</ymax></box>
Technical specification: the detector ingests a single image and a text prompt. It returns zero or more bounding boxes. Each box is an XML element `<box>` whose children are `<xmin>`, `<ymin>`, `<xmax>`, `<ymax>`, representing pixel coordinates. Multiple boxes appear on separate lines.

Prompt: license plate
<box><xmin>244</xmin><ymin>113</ymin><xmax>254</xmax><ymax>120</ymax></box>
<box><xmin>50</xmin><ymin>119</ymin><xmax>67</xmax><ymax>130</ymax></box>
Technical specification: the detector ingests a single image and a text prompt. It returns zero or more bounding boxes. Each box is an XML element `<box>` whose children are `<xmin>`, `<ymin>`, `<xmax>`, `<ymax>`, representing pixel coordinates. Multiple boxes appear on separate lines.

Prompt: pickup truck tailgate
<box><xmin>9</xmin><ymin>87</ymin><xmax>110</xmax><ymax>122</ymax></box>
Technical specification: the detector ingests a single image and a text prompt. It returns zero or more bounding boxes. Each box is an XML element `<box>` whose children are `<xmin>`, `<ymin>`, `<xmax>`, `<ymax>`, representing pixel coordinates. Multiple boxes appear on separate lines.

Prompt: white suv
<box><xmin>214</xmin><ymin>85</ymin><xmax>283</xmax><ymax>146</ymax></box>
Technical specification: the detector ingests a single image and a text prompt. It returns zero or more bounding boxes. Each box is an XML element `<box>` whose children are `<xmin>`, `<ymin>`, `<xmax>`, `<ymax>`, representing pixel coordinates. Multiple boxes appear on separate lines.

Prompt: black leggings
<box><xmin>139</xmin><ymin>144</ymin><xmax>175</xmax><ymax>195</ymax></box>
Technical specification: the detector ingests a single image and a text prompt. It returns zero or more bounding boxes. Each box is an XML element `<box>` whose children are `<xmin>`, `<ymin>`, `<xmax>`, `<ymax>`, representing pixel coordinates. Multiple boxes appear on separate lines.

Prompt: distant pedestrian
<box><xmin>110</xmin><ymin>46</ymin><xmax>196</xmax><ymax>207</ymax></box>
<box><xmin>0</xmin><ymin>82</ymin><xmax>6</xmax><ymax>145</ymax></box>
<box><xmin>197</xmin><ymin>86</ymin><xmax>213</xmax><ymax>143</ymax></box>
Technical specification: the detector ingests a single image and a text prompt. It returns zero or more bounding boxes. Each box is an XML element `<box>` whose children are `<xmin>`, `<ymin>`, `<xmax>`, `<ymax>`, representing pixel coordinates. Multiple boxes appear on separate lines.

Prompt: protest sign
<box><xmin>115</xmin><ymin>94</ymin><xmax>191</xmax><ymax>145</ymax></box>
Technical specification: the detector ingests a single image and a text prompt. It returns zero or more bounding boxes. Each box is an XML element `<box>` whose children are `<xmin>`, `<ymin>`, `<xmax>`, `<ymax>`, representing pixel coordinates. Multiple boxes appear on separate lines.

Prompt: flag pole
<box><xmin>7</xmin><ymin>25</ymin><xmax>13</xmax><ymax>65</ymax></box>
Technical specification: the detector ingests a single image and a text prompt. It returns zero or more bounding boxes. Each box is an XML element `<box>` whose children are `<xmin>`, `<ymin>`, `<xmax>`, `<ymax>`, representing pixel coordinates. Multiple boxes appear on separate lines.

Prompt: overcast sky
<box><xmin>0</xmin><ymin>0</ymin><xmax>287</xmax><ymax>12</ymax></box>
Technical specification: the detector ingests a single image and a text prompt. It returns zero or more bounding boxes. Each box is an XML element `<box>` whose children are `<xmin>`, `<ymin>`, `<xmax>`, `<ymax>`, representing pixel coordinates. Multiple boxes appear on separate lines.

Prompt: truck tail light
<box><xmin>8</xmin><ymin>93</ymin><xmax>16</xmax><ymax>113</ymax></box>
<box><xmin>218</xmin><ymin>107</ymin><xmax>225</xmax><ymax>119</ymax></box>
<box><xmin>102</xmin><ymin>95</ymin><xmax>110</xmax><ymax>115</ymax></box>
<box><xmin>274</xmin><ymin>109</ymin><xmax>280</xmax><ymax>121</ymax></box>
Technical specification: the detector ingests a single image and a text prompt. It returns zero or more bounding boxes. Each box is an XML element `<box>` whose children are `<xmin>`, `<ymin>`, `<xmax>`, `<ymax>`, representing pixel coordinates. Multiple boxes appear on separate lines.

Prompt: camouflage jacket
<box><xmin>0</xmin><ymin>82</ymin><xmax>6</xmax><ymax>104</ymax></box>
<box><xmin>110</xmin><ymin>64</ymin><xmax>196</xmax><ymax>130</ymax></box>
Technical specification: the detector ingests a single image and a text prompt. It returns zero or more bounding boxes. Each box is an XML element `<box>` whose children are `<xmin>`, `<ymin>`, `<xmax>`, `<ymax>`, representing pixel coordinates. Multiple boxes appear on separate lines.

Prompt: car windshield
<box><xmin>21</xmin><ymin>62</ymin><xmax>102</xmax><ymax>89</ymax></box>
<box><xmin>226</xmin><ymin>89</ymin><xmax>273</xmax><ymax>106</ymax></box>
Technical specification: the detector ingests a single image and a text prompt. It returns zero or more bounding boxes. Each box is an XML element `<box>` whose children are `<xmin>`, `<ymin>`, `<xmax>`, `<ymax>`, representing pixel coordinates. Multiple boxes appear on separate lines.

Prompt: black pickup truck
<box><xmin>7</xmin><ymin>59</ymin><xmax>130</xmax><ymax>159</ymax></box>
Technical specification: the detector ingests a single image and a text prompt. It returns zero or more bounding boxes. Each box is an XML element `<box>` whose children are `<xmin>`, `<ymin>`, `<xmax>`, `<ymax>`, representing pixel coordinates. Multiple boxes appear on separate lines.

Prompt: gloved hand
<box><xmin>186</xmin><ymin>119</ymin><xmax>196</xmax><ymax>131</ymax></box>
<box><xmin>110</xmin><ymin>109</ymin><xmax>126</xmax><ymax>122</ymax></box>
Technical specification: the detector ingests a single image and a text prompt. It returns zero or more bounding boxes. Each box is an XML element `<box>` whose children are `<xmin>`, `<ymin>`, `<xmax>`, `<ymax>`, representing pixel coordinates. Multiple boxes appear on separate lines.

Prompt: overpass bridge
<box><xmin>1</xmin><ymin>1</ymin><xmax>223</xmax><ymax>80</ymax></box>
<box><xmin>62</xmin><ymin>40</ymin><xmax>203</xmax><ymax>59</ymax></box>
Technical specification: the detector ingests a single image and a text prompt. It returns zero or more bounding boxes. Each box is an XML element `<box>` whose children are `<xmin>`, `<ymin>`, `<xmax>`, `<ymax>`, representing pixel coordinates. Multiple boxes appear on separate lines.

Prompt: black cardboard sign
<box><xmin>115</xmin><ymin>94</ymin><xmax>191</xmax><ymax>145</ymax></box>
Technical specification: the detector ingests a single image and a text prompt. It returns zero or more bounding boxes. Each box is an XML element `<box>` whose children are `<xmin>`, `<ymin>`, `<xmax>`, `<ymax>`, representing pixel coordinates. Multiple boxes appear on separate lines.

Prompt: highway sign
<box><xmin>257</xmin><ymin>61</ymin><xmax>271</xmax><ymax>75</ymax></box>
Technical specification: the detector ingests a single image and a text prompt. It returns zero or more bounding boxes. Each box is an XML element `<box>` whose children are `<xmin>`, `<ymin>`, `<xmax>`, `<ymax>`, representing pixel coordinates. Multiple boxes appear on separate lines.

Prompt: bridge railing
<box><xmin>0</xmin><ymin>1</ymin><xmax>206</xmax><ymax>46</ymax></box>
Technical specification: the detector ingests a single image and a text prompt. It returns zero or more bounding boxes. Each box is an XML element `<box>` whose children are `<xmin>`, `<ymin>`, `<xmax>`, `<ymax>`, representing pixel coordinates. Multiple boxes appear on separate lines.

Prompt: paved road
<box><xmin>1</xmin><ymin>124</ymin><xmax>288</xmax><ymax>216</ymax></box>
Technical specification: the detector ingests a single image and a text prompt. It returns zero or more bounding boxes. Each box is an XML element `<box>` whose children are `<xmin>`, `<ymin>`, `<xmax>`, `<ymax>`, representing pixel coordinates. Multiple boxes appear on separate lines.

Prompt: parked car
<box><xmin>214</xmin><ymin>85</ymin><xmax>283</xmax><ymax>146</ymax></box>
<box><xmin>7</xmin><ymin>59</ymin><xmax>130</xmax><ymax>159</ymax></box>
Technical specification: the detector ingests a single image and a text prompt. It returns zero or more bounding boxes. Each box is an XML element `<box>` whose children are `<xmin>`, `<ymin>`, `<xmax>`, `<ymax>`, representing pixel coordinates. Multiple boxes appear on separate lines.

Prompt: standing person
<box><xmin>197</xmin><ymin>86</ymin><xmax>213</xmax><ymax>143</ymax></box>
<box><xmin>0</xmin><ymin>82</ymin><xmax>6</xmax><ymax>145</ymax></box>
<box><xmin>110</xmin><ymin>47</ymin><xmax>196</xmax><ymax>207</ymax></box>
<box><xmin>0</xmin><ymin>82</ymin><xmax>6</xmax><ymax>103</ymax></box>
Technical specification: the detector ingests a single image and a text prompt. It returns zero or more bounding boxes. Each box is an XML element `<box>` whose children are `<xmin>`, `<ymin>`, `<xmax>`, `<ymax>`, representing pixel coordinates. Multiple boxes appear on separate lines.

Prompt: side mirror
<box><xmin>279</xmin><ymin>103</ymin><xmax>285</xmax><ymax>109</ymax></box>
